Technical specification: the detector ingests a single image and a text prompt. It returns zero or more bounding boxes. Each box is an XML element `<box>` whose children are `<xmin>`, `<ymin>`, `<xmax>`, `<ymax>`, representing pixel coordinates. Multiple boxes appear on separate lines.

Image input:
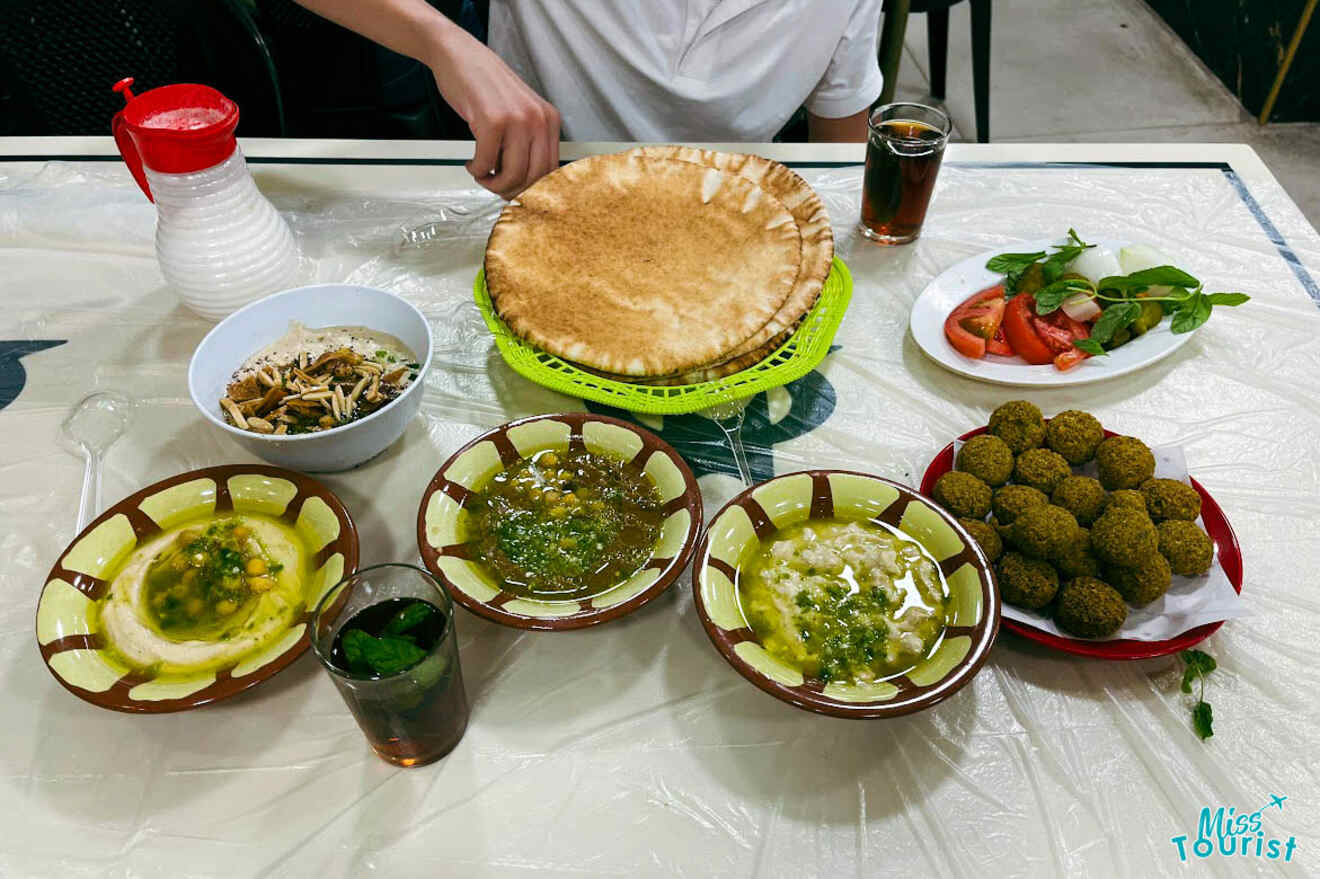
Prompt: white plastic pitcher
<box><xmin>112</xmin><ymin>77</ymin><xmax>300</xmax><ymax>320</ymax></box>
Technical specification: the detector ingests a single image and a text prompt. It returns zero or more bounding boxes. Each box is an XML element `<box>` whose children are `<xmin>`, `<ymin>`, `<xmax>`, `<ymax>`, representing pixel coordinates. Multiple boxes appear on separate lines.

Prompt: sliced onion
<box><xmin>1068</xmin><ymin>246</ymin><xmax>1121</xmax><ymax>285</ymax></box>
<box><xmin>1061</xmin><ymin>292</ymin><xmax>1102</xmax><ymax>322</ymax></box>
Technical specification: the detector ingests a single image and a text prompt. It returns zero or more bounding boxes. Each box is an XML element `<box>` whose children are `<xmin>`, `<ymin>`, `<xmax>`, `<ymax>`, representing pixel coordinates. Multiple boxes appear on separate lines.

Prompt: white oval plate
<box><xmin>909</xmin><ymin>238</ymin><xmax>1197</xmax><ymax>387</ymax></box>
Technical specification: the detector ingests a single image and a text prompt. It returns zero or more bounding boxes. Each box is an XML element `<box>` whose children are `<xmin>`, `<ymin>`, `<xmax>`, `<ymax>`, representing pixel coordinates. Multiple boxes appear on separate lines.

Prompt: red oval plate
<box><xmin>921</xmin><ymin>426</ymin><xmax>1242</xmax><ymax>659</ymax></box>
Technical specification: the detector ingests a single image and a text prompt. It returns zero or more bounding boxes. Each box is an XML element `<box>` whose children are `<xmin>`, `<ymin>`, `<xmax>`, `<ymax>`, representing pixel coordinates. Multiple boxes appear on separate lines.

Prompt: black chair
<box><xmin>879</xmin><ymin>0</ymin><xmax>992</xmax><ymax>142</ymax></box>
<box><xmin>0</xmin><ymin>0</ymin><xmax>283</xmax><ymax>136</ymax></box>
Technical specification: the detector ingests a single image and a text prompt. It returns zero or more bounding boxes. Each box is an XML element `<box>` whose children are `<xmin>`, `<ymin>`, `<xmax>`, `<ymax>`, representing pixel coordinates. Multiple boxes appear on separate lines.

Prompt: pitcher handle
<box><xmin>111</xmin><ymin>77</ymin><xmax>152</xmax><ymax>202</ymax></box>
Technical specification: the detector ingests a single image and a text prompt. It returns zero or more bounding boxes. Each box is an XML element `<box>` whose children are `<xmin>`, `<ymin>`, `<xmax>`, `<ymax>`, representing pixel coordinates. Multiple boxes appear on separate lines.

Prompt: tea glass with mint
<box><xmin>311</xmin><ymin>564</ymin><xmax>469</xmax><ymax>766</ymax></box>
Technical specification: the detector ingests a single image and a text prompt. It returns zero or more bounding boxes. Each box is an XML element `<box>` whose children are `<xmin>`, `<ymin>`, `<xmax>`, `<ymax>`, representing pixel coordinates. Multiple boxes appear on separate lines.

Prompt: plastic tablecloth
<box><xmin>3</xmin><ymin>138</ymin><xmax>1320</xmax><ymax>878</ymax></box>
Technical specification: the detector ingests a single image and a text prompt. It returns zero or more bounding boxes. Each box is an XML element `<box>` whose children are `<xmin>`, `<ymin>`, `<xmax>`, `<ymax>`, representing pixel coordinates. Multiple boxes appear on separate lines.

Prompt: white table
<box><xmin>3</xmin><ymin>138</ymin><xmax>1319</xmax><ymax>878</ymax></box>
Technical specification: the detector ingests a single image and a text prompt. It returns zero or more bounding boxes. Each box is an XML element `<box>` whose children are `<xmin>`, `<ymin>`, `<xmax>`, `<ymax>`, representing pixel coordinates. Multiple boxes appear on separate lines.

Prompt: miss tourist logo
<box><xmin>1171</xmin><ymin>795</ymin><xmax>1297</xmax><ymax>863</ymax></box>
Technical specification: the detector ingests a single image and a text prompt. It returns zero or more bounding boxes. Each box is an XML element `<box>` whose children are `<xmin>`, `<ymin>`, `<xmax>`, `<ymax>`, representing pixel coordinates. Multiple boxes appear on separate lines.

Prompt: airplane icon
<box><xmin>1269</xmin><ymin>795</ymin><xmax>1287</xmax><ymax>810</ymax></box>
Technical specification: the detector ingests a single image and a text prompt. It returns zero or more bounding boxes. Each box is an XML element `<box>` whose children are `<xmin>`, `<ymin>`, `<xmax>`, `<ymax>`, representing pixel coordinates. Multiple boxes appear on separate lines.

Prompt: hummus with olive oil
<box><xmin>98</xmin><ymin>515</ymin><xmax>308</xmax><ymax>674</ymax></box>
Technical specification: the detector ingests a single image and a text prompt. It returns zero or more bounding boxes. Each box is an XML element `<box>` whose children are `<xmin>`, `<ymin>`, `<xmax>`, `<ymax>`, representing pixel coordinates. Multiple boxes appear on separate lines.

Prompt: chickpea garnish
<box><xmin>232</xmin><ymin>526</ymin><xmax>251</xmax><ymax>540</ymax></box>
<box><xmin>541</xmin><ymin>452</ymin><xmax>559</xmax><ymax>467</ymax></box>
<box><xmin>245</xmin><ymin>557</ymin><xmax>268</xmax><ymax>575</ymax></box>
<box><xmin>216</xmin><ymin>599</ymin><xmax>238</xmax><ymax>615</ymax></box>
<box><xmin>248</xmin><ymin>576</ymin><xmax>276</xmax><ymax>592</ymax></box>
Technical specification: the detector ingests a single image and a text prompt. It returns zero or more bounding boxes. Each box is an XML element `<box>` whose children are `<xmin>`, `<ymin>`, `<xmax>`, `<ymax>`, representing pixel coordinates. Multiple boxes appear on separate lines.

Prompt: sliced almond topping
<box><xmin>347</xmin><ymin>375</ymin><xmax>369</xmax><ymax>404</ymax></box>
<box><xmin>255</xmin><ymin>386</ymin><xmax>287</xmax><ymax>415</ymax></box>
<box><xmin>221</xmin><ymin>397</ymin><xmax>249</xmax><ymax>429</ymax></box>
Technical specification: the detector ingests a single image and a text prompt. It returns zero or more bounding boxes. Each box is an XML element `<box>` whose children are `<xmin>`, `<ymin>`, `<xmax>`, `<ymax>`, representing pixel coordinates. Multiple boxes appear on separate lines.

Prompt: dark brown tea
<box><xmin>860</xmin><ymin>119</ymin><xmax>947</xmax><ymax>244</ymax></box>
<box><xmin>329</xmin><ymin>598</ymin><xmax>468</xmax><ymax>766</ymax></box>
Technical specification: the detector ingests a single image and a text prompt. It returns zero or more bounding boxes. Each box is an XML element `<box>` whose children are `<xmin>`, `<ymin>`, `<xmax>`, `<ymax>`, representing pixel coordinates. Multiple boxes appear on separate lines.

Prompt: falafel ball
<box><xmin>1140</xmin><ymin>478</ymin><xmax>1202</xmax><ymax>522</ymax></box>
<box><xmin>1101</xmin><ymin>489</ymin><xmax>1148</xmax><ymax>517</ymax></box>
<box><xmin>998</xmin><ymin>551</ymin><xmax>1060</xmax><ymax>610</ymax></box>
<box><xmin>989</xmin><ymin>400</ymin><xmax>1046</xmax><ymax>454</ymax></box>
<box><xmin>1055</xmin><ymin>528</ymin><xmax>1102</xmax><ymax>578</ymax></box>
<box><xmin>956</xmin><ymin>435</ymin><xmax>1015</xmax><ymax>486</ymax></box>
<box><xmin>1096</xmin><ymin>435</ymin><xmax>1156</xmax><ymax>490</ymax></box>
<box><xmin>1156</xmin><ymin>519</ymin><xmax>1214</xmax><ymax>576</ymax></box>
<box><xmin>1011</xmin><ymin>504</ymin><xmax>1080</xmax><ymax>560</ymax></box>
<box><xmin>1107</xmin><ymin>553</ymin><xmax>1173</xmax><ymax>606</ymax></box>
<box><xmin>1051</xmin><ymin>475</ymin><xmax>1107</xmax><ymax>526</ymax></box>
<box><xmin>932</xmin><ymin>471</ymin><xmax>992</xmax><ymax>519</ymax></box>
<box><xmin>1054</xmin><ymin>577</ymin><xmax>1128</xmax><ymax>638</ymax></box>
<box><xmin>1090</xmin><ymin>508</ymin><xmax>1159</xmax><ymax>567</ymax></box>
<box><xmin>1013</xmin><ymin>448</ymin><xmax>1073</xmax><ymax>494</ymax></box>
<box><xmin>959</xmin><ymin>517</ymin><xmax>1003</xmax><ymax>562</ymax></box>
<box><xmin>992</xmin><ymin>484</ymin><xmax>1049</xmax><ymax>525</ymax></box>
<box><xmin>1045</xmin><ymin>410</ymin><xmax>1105</xmax><ymax>465</ymax></box>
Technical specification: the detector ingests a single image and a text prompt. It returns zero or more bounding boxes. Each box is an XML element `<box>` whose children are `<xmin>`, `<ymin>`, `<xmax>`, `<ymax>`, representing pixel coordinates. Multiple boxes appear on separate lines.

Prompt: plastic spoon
<box><xmin>61</xmin><ymin>392</ymin><xmax>134</xmax><ymax>532</ymax></box>
<box><xmin>703</xmin><ymin>398</ymin><xmax>754</xmax><ymax>487</ymax></box>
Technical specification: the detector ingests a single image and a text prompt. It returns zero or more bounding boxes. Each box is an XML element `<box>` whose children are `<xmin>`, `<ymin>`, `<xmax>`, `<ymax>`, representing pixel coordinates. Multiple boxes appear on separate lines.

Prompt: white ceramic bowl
<box><xmin>188</xmin><ymin>284</ymin><xmax>433</xmax><ymax>472</ymax></box>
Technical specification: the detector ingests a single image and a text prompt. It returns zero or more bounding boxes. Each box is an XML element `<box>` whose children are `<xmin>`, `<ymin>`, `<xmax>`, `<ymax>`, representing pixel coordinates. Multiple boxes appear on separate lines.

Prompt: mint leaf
<box><xmin>986</xmin><ymin>251</ymin><xmax>1046</xmax><ymax>273</ymax></box>
<box><xmin>1041</xmin><ymin>244</ymin><xmax>1092</xmax><ymax>283</ymax></box>
<box><xmin>359</xmin><ymin>633</ymin><xmax>427</xmax><ymax>676</ymax></box>
<box><xmin>383</xmin><ymin>600</ymin><xmax>437</xmax><ymax>636</ymax></box>
<box><xmin>1171</xmin><ymin>293</ymin><xmax>1213</xmax><ymax>334</ymax></box>
<box><xmin>1181</xmin><ymin>648</ymin><xmax>1217</xmax><ymax>677</ymax></box>
<box><xmin>1192</xmin><ymin>700</ymin><xmax>1214</xmax><ymax>740</ymax></box>
<box><xmin>341</xmin><ymin>628</ymin><xmax>370</xmax><ymax>673</ymax></box>
<box><xmin>1034</xmin><ymin>278</ymin><xmax>1093</xmax><ymax>314</ymax></box>
<box><xmin>1090</xmin><ymin>301</ymin><xmax>1141</xmax><ymax>344</ymax></box>
<box><xmin>1074</xmin><ymin>339</ymin><xmax>1107</xmax><ymax>356</ymax></box>
<box><xmin>1098</xmin><ymin>266</ymin><xmax>1201</xmax><ymax>293</ymax></box>
<box><xmin>1205</xmin><ymin>292</ymin><xmax>1250</xmax><ymax>307</ymax></box>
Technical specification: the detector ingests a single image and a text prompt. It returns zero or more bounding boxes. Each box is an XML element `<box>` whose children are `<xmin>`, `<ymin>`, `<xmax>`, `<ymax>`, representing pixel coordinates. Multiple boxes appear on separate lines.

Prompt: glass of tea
<box><xmin>860</xmin><ymin>102</ymin><xmax>952</xmax><ymax>245</ymax></box>
<box><xmin>310</xmin><ymin>564</ymin><xmax>469</xmax><ymax>767</ymax></box>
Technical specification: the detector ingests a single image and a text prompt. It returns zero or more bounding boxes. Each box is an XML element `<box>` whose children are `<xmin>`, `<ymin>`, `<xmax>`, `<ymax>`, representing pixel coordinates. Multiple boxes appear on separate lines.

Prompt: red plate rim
<box><xmin>920</xmin><ymin>425</ymin><xmax>1243</xmax><ymax>660</ymax></box>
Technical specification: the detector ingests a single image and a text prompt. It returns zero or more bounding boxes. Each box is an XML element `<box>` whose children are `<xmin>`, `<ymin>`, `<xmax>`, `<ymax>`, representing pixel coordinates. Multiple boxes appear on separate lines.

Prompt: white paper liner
<box><xmin>952</xmin><ymin>440</ymin><xmax>1246</xmax><ymax>641</ymax></box>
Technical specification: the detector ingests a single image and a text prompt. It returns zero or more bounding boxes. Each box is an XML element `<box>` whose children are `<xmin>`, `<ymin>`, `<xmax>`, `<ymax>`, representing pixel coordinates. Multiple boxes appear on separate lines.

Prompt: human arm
<box><xmin>805</xmin><ymin>0</ymin><xmax>884</xmax><ymax>142</ymax></box>
<box><xmin>292</xmin><ymin>0</ymin><xmax>560</xmax><ymax>197</ymax></box>
<box><xmin>807</xmin><ymin>109</ymin><xmax>870</xmax><ymax>142</ymax></box>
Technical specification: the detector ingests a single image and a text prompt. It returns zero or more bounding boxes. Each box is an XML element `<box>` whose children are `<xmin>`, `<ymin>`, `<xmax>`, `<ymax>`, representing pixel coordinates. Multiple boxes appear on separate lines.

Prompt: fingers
<box><xmin>545</xmin><ymin>105</ymin><xmax>562</xmax><ymax>177</ymax></box>
<box><xmin>466</xmin><ymin>125</ymin><xmax>503</xmax><ymax>182</ymax></box>
<box><xmin>526</xmin><ymin>132</ymin><xmax>553</xmax><ymax>197</ymax></box>
<box><xmin>485</xmin><ymin>126</ymin><xmax>531</xmax><ymax>199</ymax></box>
<box><xmin>465</xmin><ymin>96</ymin><xmax>561</xmax><ymax>198</ymax></box>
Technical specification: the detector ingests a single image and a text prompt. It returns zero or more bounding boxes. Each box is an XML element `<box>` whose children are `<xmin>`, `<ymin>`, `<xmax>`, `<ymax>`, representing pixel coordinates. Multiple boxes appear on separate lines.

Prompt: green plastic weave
<box><xmin>474</xmin><ymin>257</ymin><xmax>852</xmax><ymax>415</ymax></box>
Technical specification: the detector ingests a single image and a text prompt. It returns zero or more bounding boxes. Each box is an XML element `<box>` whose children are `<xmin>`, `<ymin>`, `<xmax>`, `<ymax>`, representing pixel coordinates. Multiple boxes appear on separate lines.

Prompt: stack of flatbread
<box><xmin>483</xmin><ymin>146</ymin><xmax>834</xmax><ymax>386</ymax></box>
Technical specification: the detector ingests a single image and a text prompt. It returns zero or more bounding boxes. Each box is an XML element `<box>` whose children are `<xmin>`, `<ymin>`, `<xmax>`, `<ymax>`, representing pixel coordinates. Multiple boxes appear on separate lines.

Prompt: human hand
<box><xmin>427</xmin><ymin>26</ymin><xmax>561</xmax><ymax>198</ymax></box>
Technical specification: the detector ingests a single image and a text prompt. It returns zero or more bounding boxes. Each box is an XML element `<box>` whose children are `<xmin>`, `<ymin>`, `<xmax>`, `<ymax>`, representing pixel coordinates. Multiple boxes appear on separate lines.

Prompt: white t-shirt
<box><xmin>488</xmin><ymin>0</ymin><xmax>884</xmax><ymax>142</ymax></box>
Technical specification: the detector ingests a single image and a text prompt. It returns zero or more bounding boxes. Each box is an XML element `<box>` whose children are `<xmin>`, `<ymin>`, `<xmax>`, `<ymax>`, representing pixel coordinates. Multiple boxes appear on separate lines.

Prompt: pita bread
<box><xmin>627</xmin><ymin>146</ymin><xmax>834</xmax><ymax>360</ymax></box>
<box><xmin>485</xmin><ymin>152</ymin><xmax>802</xmax><ymax>377</ymax></box>
<box><xmin>583</xmin><ymin>327</ymin><xmax>797</xmax><ymax>386</ymax></box>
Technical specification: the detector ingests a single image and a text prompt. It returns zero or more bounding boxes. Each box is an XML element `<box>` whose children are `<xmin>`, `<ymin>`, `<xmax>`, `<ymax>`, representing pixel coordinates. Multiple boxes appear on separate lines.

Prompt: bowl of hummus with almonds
<box><xmin>188</xmin><ymin>284</ymin><xmax>433</xmax><ymax>472</ymax></box>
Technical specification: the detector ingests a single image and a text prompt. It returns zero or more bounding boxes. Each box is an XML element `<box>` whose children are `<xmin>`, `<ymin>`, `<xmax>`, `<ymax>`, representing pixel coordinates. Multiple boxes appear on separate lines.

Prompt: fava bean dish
<box><xmin>738</xmin><ymin>520</ymin><xmax>949</xmax><ymax>684</ymax></box>
<box><xmin>466</xmin><ymin>449</ymin><xmax>664</xmax><ymax>600</ymax></box>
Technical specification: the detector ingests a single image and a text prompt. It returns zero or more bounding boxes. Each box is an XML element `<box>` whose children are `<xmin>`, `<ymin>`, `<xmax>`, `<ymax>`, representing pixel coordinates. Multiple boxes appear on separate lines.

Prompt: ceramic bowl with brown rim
<box><xmin>36</xmin><ymin>465</ymin><xmax>359</xmax><ymax>713</ymax></box>
<box><xmin>692</xmin><ymin>470</ymin><xmax>1000</xmax><ymax>718</ymax></box>
<box><xmin>417</xmin><ymin>413</ymin><xmax>702</xmax><ymax>630</ymax></box>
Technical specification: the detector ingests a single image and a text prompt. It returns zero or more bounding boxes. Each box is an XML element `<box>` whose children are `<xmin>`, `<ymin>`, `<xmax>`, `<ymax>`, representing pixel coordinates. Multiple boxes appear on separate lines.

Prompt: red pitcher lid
<box><xmin>111</xmin><ymin>77</ymin><xmax>240</xmax><ymax>175</ymax></box>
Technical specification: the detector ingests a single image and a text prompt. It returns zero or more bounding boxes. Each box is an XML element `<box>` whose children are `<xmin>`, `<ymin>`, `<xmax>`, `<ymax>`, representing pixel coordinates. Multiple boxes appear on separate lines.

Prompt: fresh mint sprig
<box><xmin>1180</xmin><ymin>648</ymin><xmax>1217</xmax><ymax>740</ymax></box>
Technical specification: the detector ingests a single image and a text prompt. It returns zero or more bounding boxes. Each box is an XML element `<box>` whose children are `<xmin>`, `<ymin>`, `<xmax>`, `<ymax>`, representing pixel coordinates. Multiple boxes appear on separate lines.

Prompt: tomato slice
<box><xmin>1054</xmin><ymin>348</ymin><xmax>1090</xmax><ymax>371</ymax></box>
<box><xmin>1002</xmin><ymin>294</ymin><xmax>1055</xmax><ymax>365</ymax></box>
<box><xmin>943</xmin><ymin>284</ymin><xmax>1007</xmax><ymax>360</ymax></box>
<box><xmin>986</xmin><ymin>325</ymin><xmax>1014</xmax><ymax>357</ymax></box>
